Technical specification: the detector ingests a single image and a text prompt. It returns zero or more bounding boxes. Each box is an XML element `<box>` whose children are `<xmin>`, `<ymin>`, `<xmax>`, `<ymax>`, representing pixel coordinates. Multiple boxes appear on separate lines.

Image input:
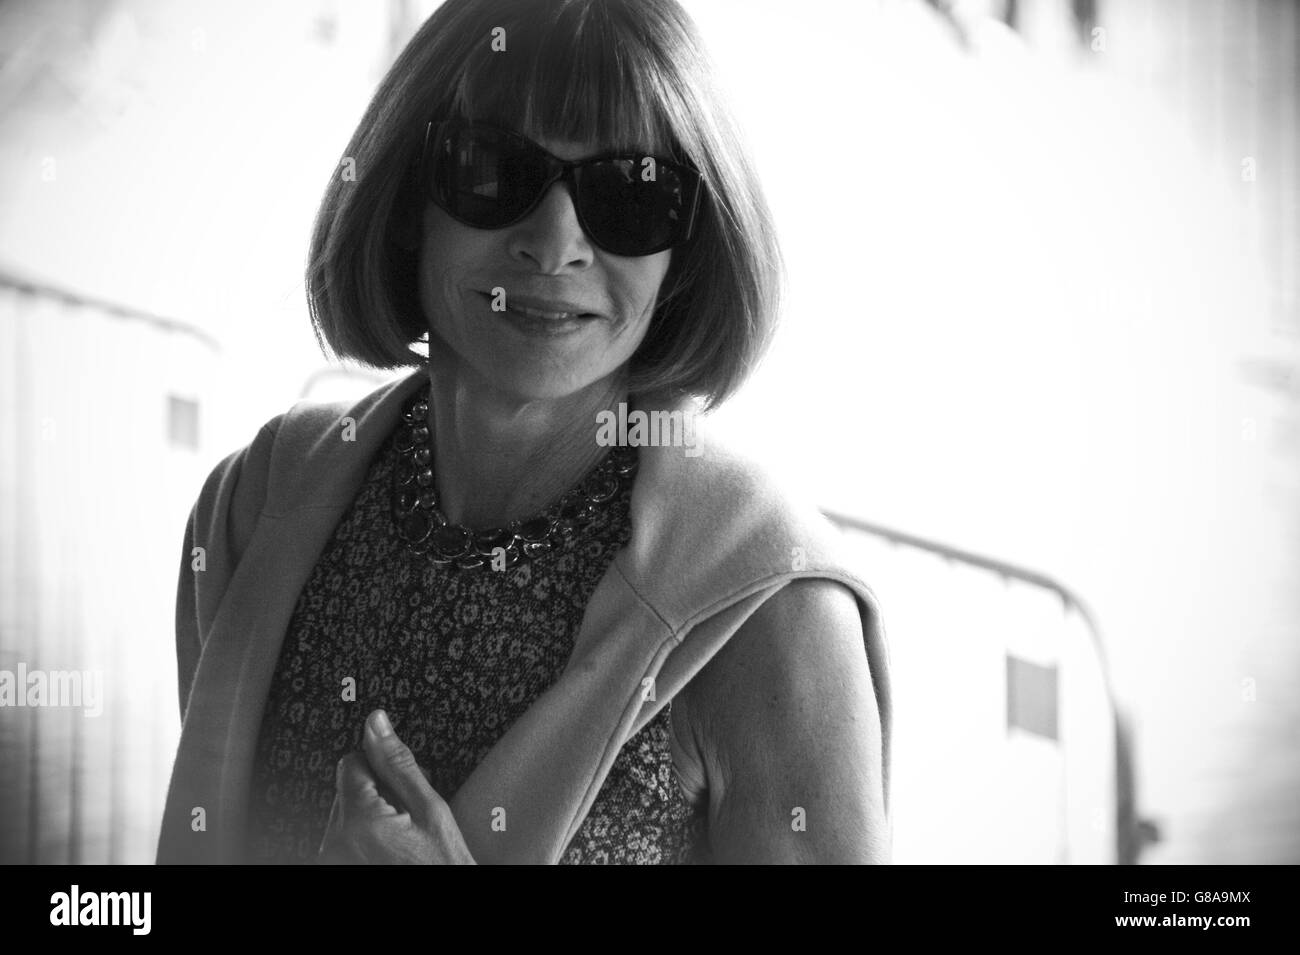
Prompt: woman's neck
<box><xmin>422</xmin><ymin>353</ymin><xmax>625</xmax><ymax>530</ymax></box>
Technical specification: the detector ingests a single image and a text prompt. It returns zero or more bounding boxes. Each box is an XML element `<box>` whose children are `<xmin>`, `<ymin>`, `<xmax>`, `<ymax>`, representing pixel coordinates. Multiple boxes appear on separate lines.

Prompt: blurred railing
<box><xmin>823</xmin><ymin>508</ymin><xmax>1146</xmax><ymax>864</ymax></box>
<box><xmin>0</xmin><ymin>270</ymin><xmax>218</xmax><ymax>863</ymax></box>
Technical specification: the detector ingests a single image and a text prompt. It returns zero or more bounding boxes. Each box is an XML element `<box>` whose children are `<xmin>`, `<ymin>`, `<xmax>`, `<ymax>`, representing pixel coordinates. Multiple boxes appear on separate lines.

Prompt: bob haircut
<box><xmin>306</xmin><ymin>0</ymin><xmax>781</xmax><ymax>411</ymax></box>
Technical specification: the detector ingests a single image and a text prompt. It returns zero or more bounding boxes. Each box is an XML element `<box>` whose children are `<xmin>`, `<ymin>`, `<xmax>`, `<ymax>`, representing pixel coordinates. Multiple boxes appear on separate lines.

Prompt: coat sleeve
<box><xmin>174</xmin><ymin>415</ymin><xmax>285</xmax><ymax>724</ymax></box>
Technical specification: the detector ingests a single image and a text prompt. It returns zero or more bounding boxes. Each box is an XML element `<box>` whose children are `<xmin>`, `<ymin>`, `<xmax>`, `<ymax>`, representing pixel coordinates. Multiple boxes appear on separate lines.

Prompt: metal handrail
<box><xmin>820</xmin><ymin>508</ymin><xmax>1107</xmax><ymax>655</ymax></box>
<box><xmin>0</xmin><ymin>267</ymin><xmax>221</xmax><ymax>351</ymax></box>
<box><xmin>820</xmin><ymin>506</ymin><xmax>1150</xmax><ymax>864</ymax></box>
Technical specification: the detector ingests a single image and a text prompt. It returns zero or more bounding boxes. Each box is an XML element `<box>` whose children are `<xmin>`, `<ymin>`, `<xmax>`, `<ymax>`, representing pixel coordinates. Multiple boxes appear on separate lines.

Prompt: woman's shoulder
<box><xmin>668</xmin><ymin>570</ymin><xmax>890</xmax><ymax>862</ymax></box>
<box><xmin>267</xmin><ymin>371</ymin><xmax>423</xmax><ymax>460</ymax></box>
<box><xmin>216</xmin><ymin>370</ymin><xmax>426</xmax><ymax>514</ymax></box>
<box><xmin>620</xmin><ymin>413</ymin><xmax>875</xmax><ymax>629</ymax></box>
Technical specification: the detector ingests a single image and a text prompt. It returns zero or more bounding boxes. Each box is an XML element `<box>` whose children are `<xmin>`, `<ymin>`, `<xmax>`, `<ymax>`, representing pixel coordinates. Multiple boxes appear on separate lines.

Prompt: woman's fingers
<box><xmin>361</xmin><ymin>709</ymin><xmax>438</xmax><ymax>826</ymax></box>
<box><xmin>316</xmin><ymin>712</ymin><xmax>476</xmax><ymax>864</ymax></box>
<box><xmin>337</xmin><ymin>750</ymin><xmax>398</xmax><ymax>820</ymax></box>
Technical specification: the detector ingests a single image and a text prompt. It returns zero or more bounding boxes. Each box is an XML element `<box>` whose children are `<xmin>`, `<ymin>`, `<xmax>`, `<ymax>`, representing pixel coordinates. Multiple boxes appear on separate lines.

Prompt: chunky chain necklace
<box><xmin>391</xmin><ymin>383</ymin><xmax>638</xmax><ymax>571</ymax></box>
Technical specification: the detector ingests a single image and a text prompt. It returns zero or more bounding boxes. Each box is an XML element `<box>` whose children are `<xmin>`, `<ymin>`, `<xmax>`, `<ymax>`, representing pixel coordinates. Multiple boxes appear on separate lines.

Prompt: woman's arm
<box><xmin>674</xmin><ymin>578</ymin><xmax>889</xmax><ymax>863</ymax></box>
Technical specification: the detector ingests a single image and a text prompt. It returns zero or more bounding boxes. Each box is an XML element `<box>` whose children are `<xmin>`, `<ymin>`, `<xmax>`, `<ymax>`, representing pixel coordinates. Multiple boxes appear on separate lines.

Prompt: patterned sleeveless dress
<box><xmin>243</xmin><ymin>396</ymin><xmax>708</xmax><ymax>864</ymax></box>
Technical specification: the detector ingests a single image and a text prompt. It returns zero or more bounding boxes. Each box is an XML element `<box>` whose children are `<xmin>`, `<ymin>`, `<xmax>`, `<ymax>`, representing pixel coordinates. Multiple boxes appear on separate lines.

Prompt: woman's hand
<box><xmin>317</xmin><ymin>709</ymin><xmax>477</xmax><ymax>865</ymax></box>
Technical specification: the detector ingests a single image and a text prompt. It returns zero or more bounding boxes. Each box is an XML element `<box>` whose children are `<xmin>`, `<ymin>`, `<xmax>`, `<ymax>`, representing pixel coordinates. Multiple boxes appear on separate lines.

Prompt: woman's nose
<box><xmin>507</xmin><ymin>180</ymin><xmax>595</xmax><ymax>273</ymax></box>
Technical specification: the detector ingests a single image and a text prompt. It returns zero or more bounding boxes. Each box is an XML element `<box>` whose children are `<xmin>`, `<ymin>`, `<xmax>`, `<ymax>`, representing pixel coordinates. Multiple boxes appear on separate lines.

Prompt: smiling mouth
<box><xmin>508</xmin><ymin>302</ymin><xmax>586</xmax><ymax>321</ymax></box>
<box><xmin>477</xmin><ymin>291</ymin><xmax>599</xmax><ymax>321</ymax></box>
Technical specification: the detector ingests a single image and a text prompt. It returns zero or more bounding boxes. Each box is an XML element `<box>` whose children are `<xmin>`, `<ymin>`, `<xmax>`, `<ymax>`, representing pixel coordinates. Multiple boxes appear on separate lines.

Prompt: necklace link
<box><xmin>392</xmin><ymin>384</ymin><xmax>637</xmax><ymax>570</ymax></box>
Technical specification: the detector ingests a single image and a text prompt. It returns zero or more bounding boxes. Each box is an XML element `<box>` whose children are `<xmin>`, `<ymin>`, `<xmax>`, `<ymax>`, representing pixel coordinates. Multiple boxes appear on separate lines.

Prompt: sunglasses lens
<box><xmin>435</xmin><ymin>126</ymin><xmax>548</xmax><ymax>227</ymax></box>
<box><xmin>576</xmin><ymin>160</ymin><xmax>694</xmax><ymax>256</ymax></box>
<box><xmin>431</xmin><ymin>123</ymin><xmax>698</xmax><ymax>255</ymax></box>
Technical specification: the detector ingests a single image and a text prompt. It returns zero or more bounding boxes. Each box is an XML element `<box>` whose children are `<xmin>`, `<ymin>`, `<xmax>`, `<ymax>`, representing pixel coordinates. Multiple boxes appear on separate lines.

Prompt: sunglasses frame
<box><xmin>419</xmin><ymin>118</ymin><xmax>704</xmax><ymax>256</ymax></box>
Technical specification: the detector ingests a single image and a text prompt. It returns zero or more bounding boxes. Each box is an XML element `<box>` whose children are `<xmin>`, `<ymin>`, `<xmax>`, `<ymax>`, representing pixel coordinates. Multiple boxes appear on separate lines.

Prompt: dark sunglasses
<box><xmin>420</xmin><ymin>119</ymin><xmax>703</xmax><ymax>257</ymax></box>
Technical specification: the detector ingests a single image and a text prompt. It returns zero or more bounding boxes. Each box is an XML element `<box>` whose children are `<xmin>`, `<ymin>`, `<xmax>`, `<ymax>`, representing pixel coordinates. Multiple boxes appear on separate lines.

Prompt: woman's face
<box><xmin>416</xmin><ymin>131</ymin><xmax>672</xmax><ymax>402</ymax></box>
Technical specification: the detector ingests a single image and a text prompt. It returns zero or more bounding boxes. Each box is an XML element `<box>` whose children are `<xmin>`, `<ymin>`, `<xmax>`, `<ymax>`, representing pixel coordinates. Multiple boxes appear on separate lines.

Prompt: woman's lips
<box><xmin>476</xmin><ymin>291</ymin><xmax>599</xmax><ymax>337</ymax></box>
<box><xmin>507</xmin><ymin>301</ymin><xmax>583</xmax><ymax>321</ymax></box>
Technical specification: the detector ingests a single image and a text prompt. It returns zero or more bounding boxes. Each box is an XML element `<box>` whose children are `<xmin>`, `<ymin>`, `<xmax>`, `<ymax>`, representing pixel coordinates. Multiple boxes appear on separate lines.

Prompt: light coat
<box><xmin>157</xmin><ymin>369</ymin><xmax>892</xmax><ymax>863</ymax></box>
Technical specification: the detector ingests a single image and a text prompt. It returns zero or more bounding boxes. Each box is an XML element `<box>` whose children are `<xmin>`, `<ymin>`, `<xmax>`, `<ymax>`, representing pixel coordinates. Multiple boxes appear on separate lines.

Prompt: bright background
<box><xmin>0</xmin><ymin>0</ymin><xmax>1295</xmax><ymax>864</ymax></box>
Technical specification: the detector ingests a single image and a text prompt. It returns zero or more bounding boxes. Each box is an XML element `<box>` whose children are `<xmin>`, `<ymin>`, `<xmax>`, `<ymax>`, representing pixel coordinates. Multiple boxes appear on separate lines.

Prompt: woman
<box><xmin>158</xmin><ymin>0</ymin><xmax>892</xmax><ymax>865</ymax></box>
